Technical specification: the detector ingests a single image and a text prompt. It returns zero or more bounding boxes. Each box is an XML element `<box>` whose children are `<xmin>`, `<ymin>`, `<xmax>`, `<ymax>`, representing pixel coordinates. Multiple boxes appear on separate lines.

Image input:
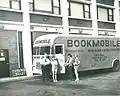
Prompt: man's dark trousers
<box><xmin>66</xmin><ymin>65</ymin><xmax>74</xmax><ymax>80</ymax></box>
<box><xmin>42</xmin><ymin>65</ymin><xmax>51</xmax><ymax>82</ymax></box>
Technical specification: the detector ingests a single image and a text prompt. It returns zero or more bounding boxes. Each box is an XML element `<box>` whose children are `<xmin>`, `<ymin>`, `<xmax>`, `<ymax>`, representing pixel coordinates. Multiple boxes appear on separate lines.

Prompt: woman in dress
<box><xmin>73</xmin><ymin>53</ymin><xmax>80</xmax><ymax>81</ymax></box>
<box><xmin>51</xmin><ymin>56</ymin><xmax>58</xmax><ymax>82</ymax></box>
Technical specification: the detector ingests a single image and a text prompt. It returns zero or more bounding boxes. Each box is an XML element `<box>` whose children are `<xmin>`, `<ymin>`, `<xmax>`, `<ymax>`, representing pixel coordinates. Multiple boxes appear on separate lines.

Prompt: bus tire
<box><xmin>112</xmin><ymin>59</ymin><xmax>120</xmax><ymax>72</ymax></box>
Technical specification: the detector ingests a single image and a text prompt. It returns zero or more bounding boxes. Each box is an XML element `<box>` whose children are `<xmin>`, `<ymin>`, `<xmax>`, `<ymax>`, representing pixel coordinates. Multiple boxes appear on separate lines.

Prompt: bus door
<box><xmin>54</xmin><ymin>44</ymin><xmax>65</xmax><ymax>73</ymax></box>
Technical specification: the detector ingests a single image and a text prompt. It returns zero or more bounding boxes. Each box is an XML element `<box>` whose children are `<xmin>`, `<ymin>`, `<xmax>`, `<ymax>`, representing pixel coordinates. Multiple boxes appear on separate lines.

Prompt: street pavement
<box><xmin>0</xmin><ymin>70</ymin><xmax>120</xmax><ymax>96</ymax></box>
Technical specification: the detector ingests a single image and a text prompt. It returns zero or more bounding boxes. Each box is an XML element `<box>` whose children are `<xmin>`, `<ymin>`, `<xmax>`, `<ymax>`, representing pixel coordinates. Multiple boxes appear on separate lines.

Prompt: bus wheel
<box><xmin>112</xmin><ymin>59</ymin><xmax>120</xmax><ymax>72</ymax></box>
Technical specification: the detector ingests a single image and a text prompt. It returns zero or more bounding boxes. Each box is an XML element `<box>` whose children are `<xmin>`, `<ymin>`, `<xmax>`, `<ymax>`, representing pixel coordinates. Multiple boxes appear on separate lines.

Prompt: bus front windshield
<box><xmin>33</xmin><ymin>46</ymin><xmax>50</xmax><ymax>55</ymax></box>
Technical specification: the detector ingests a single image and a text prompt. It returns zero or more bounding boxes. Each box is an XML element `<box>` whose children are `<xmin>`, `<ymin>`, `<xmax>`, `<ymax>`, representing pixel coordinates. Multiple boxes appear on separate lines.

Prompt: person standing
<box><xmin>65</xmin><ymin>54</ymin><xmax>74</xmax><ymax>80</ymax></box>
<box><xmin>41</xmin><ymin>53</ymin><xmax>51</xmax><ymax>82</ymax></box>
<box><xmin>51</xmin><ymin>56</ymin><xmax>58</xmax><ymax>82</ymax></box>
<box><xmin>73</xmin><ymin>54</ymin><xmax>80</xmax><ymax>81</ymax></box>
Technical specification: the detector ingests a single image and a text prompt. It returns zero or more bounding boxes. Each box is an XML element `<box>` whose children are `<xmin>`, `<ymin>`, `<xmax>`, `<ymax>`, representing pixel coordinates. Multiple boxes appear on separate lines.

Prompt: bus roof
<box><xmin>34</xmin><ymin>34</ymin><xmax>59</xmax><ymax>46</ymax></box>
<box><xmin>33</xmin><ymin>34</ymin><xmax>117</xmax><ymax>47</ymax></box>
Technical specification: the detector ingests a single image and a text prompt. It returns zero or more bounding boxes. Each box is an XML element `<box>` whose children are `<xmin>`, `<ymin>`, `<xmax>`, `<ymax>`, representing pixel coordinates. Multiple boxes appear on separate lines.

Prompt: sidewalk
<box><xmin>0</xmin><ymin>75</ymin><xmax>40</xmax><ymax>83</ymax></box>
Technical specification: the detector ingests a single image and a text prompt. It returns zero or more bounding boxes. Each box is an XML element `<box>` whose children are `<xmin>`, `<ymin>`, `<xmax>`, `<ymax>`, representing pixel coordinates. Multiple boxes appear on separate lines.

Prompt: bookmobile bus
<box><xmin>32</xmin><ymin>34</ymin><xmax>120</xmax><ymax>74</ymax></box>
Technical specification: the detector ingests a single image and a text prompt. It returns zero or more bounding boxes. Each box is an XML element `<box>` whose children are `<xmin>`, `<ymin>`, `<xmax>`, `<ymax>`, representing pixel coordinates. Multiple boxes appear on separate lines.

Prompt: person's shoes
<box><xmin>55</xmin><ymin>80</ymin><xmax>58</xmax><ymax>82</ymax></box>
<box><xmin>75</xmin><ymin>79</ymin><xmax>79</xmax><ymax>81</ymax></box>
<box><xmin>53</xmin><ymin>80</ymin><xmax>58</xmax><ymax>82</ymax></box>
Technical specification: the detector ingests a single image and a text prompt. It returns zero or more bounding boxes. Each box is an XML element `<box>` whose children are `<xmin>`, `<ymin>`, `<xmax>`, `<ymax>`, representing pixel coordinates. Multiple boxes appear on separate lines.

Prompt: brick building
<box><xmin>0</xmin><ymin>0</ymin><xmax>120</xmax><ymax>76</ymax></box>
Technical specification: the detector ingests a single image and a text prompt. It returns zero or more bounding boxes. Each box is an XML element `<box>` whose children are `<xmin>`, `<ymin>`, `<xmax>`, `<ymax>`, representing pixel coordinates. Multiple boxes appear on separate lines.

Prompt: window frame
<box><xmin>69</xmin><ymin>1</ymin><xmax>91</xmax><ymax>19</ymax></box>
<box><xmin>30</xmin><ymin>0</ymin><xmax>61</xmax><ymax>15</ymax></box>
<box><xmin>83</xmin><ymin>4</ymin><xmax>91</xmax><ymax>18</ymax></box>
<box><xmin>54</xmin><ymin>45</ymin><xmax>63</xmax><ymax>54</ymax></box>
<box><xmin>33</xmin><ymin>0</ymin><xmax>53</xmax><ymax>13</ymax></box>
<box><xmin>97</xmin><ymin>6</ymin><xmax>114</xmax><ymax>21</ymax></box>
<box><xmin>18</xmin><ymin>31</ymin><xmax>24</xmax><ymax>68</ymax></box>
<box><xmin>107</xmin><ymin>8</ymin><xmax>114</xmax><ymax>21</ymax></box>
<box><xmin>10</xmin><ymin>0</ymin><xmax>21</xmax><ymax>10</ymax></box>
<box><xmin>0</xmin><ymin>0</ymin><xmax>10</xmax><ymax>8</ymax></box>
<box><xmin>39</xmin><ymin>46</ymin><xmax>51</xmax><ymax>55</ymax></box>
<box><xmin>29</xmin><ymin>1</ymin><xmax>34</xmax><ymax>11</ymax></box>
<box><xmin>52</xmin><ymin>0</ymin><xmax>61</xmax><ymax>15</ymax></box>
<box><xmin>68</xmin><ymin>1</ymin><xmax>71</xmax><ymax>16</ymax></box>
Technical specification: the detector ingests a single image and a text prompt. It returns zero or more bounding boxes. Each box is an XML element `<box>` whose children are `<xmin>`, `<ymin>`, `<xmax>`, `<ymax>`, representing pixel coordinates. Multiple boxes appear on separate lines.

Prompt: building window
<box><xmin>10</xmin><ymin>0</ymin><xmax>21</xmax><ymax>10</ymax></box>
<box><xmin>29</xmin><ymin>2</ymin><xmax>33</xmax><ymax>11</ymax></box>
<box><xmin>69</xmin><ymin>2</ymin><xmax>90</xmax><ymax>19</ymax></box>
<box><xmin>52</xmin><ymin>0</ymin><xmax>61</xmax><ymax>15</ymax></box>
<box><xmin>34</xmin><ymin>0</ymin><xmax>52</xmax><ymax>13</ymax></box>
<box><xmin>97</xmin><ymin>7</ymin><xmax>114</xmax><ymax>21</ymax></box>
<box><xmin>108</xmin><ymin>9</ymin><xmax>114</xmax><ymax>21</ymax></box>
<box><xmin>29</xmin><ymin>0</ymin><xmax>34</xmax><ymax>11</ymax></box>
<box><xmin>83</xmin><ymin>4</ymin><xmax>90</xmax><ymax>18</ymax></box>
<box><xmin>70</xmin><ymin>3</ymin><xmax>83</xmax><ymax>18</ymax></box>
<box><xmin>0</xmin><ymin>0</ymin><xmax>10</xmax><ymax>8</ymax></box>
<box><xmin>97</xmin><ymin>0</ymin><xmax>114</xmax><ymax>6</ymax></box>
<box><xmin>97</xmin><ymin>7</ymin><xmax>108</xmax><ymax>21</ymax></box>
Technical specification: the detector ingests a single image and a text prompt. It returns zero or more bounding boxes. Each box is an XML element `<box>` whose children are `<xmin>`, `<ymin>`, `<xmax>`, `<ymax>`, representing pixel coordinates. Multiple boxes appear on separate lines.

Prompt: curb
<box><xmin>0</xmin><ymin>75</ymin><xmax>41</xmax><ymax>83</ymax></box>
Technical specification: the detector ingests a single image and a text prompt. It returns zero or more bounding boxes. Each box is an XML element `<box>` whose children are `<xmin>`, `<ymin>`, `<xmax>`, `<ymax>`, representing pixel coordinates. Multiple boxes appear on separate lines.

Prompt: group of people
<box><xmin>65</xmin><ymin>53</ymin><xmax>80</xmax><ymax>81</ymax></box>
<box><xmin>41</xmin><ymin>53</ymin><xmax>58</xmax><ymax>82</ymax></box>
<box><xmin>41</xmin><ymin>53</ymin><xmax>80</xmax><ymax>82</ymax></box>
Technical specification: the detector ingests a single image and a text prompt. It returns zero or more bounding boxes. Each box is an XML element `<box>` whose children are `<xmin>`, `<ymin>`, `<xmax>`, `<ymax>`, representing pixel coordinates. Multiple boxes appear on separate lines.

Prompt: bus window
<box><xmin>40</xmin><ymin>46</ymin><xmax>50</xmax><ymax>55</ymax></box>
<box><xmin>40</xmin><ymin>47</ymin><xmax>44</xmax><ymax>55</ymax></box>
<box><xmin>36</xmin><ymin>47</ymin><xmax>39</xmax><ymax>55</ymax></box>
<box><xmin>33</xmin><ymin>47</ymin><xmax>36</xmax><ymax>55</ymax></box>
<box><xmin>44</xmin><ymin>46</ymin><xmax>50</xmax><ymax>54</ymax></box>
<box><xmin>33</xmin><ymin>47</ymin><xmax>39</xmax><ymax>55</ymax></box>
<box><xmin>55</xmin><ymin>45</ymin><xmax>63</xmax><ymax>54</ymax></box>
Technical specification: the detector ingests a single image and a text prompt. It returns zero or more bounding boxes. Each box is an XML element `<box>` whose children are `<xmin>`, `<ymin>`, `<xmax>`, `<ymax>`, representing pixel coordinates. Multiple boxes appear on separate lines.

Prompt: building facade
<box><xmin>0</xmin><ymin>0</ymin><xmax>120</xmax><ymax>76</ymax></box>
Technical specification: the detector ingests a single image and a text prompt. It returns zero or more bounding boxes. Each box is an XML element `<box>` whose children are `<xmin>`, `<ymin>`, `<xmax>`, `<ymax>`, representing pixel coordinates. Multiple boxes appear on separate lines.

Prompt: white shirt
<box><xmin>41</xmin><ymin>57</ymin><xmax>50</xmax><ymax>65</ymax></box>
<box><xmin>51</xmin><ymin>59</ymin><xmax>58</xmax><ymax>70</ymax></box>
<box><xmin>73</xmin><ymin>57</ymin><xmax>80</xmax><ymax>66</ymax></box>
<box><xmin>51</xmin><ymin>60</ymin><xmax>58</xmax><ymax>66</ymax></box>
<box><xmin>65</xmin><ymin>57</ymin><xmax>73</xmax><ymax>66</ymax></box>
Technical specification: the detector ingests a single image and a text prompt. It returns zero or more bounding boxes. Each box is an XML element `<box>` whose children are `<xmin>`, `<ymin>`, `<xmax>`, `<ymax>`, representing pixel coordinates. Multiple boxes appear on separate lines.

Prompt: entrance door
<box><xmin>0</xmin><ymin>49</ymin><xmax>9</xmax><ymax>78</ymax></box>
<box><xmin>54</xmin><ymin>44</ymin><xmax>65</xmax><ymax>73</ymax></box>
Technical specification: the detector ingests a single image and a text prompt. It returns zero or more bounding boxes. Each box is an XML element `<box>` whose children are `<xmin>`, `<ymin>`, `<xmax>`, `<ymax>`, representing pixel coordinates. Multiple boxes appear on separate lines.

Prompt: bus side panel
<box><xmin>55</xmin><ymin>37</ymin><xmax>120</xmax><ymax>71</ymax></box>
